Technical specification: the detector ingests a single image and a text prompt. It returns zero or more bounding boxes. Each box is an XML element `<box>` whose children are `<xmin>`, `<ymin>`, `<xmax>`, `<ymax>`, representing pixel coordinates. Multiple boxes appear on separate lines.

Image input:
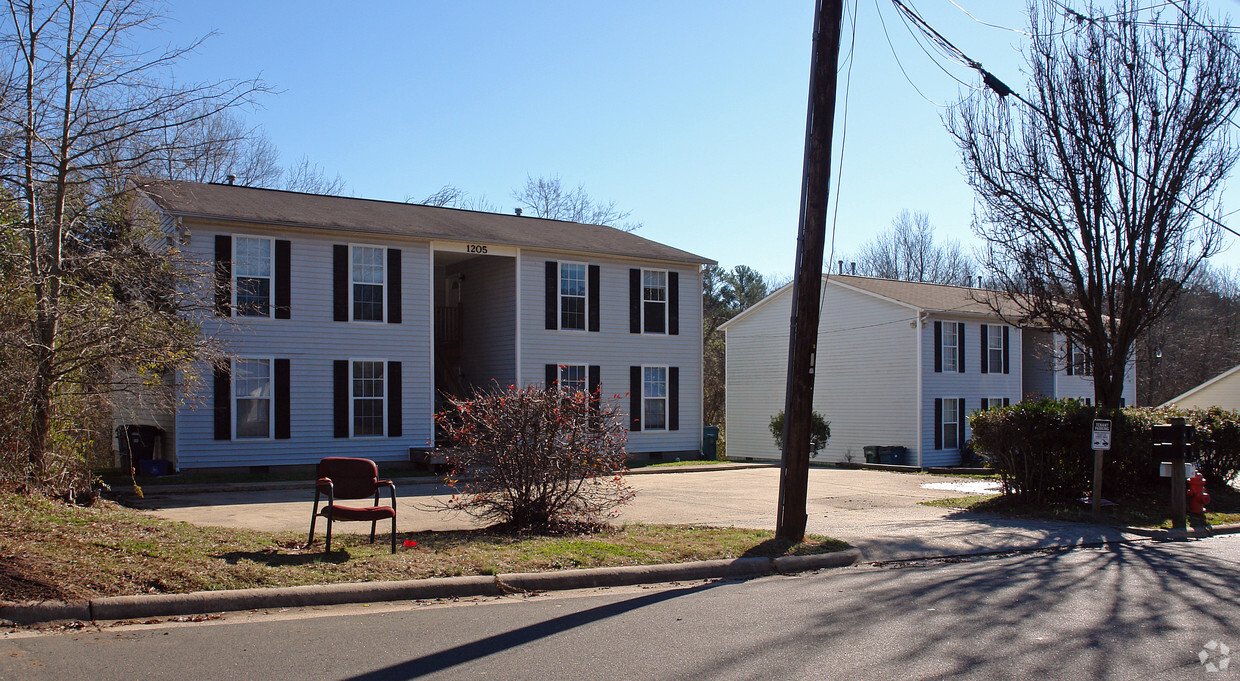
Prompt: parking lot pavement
<box><xmin>129</xmin><ymin>466</ymin><xmax>1141</xmax><ymax>561</ymax></box>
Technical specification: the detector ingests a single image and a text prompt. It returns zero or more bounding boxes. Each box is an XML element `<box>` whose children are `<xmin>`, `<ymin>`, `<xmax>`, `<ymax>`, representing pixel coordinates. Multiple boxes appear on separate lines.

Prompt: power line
<box><xmin>873</xmin><ymin>0</ymin><xmax>946</xmax><ymax>106</ymax></box>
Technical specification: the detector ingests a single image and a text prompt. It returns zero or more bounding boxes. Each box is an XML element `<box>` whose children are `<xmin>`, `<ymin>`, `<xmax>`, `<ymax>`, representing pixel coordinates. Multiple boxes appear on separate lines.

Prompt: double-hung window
<box><xmin>559</xmin><ymin>263</ymin><xmax>587</xmax><ymax>331</ymax></box>
<box><xmin>642</xmin><ymin>367</ymin><xmax>668</xmax><ymax>431</ymax></box>
<box><xmin>984</xmin><ymin>397</ymin><xmax>1006</xmax><ymax>410</ymax></box>
<box><xmin>1068</xmin><ymin>343</ymin><xmax>1092</xmax><ymax>376</ymax></box>
<box><xmin>942</xmin><ymin>398</ymin><xmax>960</xmax><ymax>450</ymax></box>
<box><xmin>987</xmin><ymin>325</ymin><xmax>1004</xmax><ymax>373</ymax></box>
<box><xmin>351</xmin><ymin>246</ymin><xmax>385</xmax><ymax>322</ymax></box>
<box><xmin>642</xmin><ymin>270</ymin><xmax>667</xmax><ymax>334</ymax></box>
<box><xmin>558</xmin><ymin>364</ymin><xmax>587</xmax><ymax>394</ymax></box>
<box><xmin>942</xmin><ymin>322</ymin><xmax>959</xmax><ymax>372</ymax></box>
<box><xmin>234</xmin><ymin>358</ymin><xmax>272</xmax><ymax>439</ymax></box>
<box><xmin>234</xmin><ymin>237</ymin><xmax>272</xmax><ymax>317</ymax></box>
<box><xmin>351</xmin><ymin>360</ymin><xmax>385</xmax><ymax>437</ymax></box>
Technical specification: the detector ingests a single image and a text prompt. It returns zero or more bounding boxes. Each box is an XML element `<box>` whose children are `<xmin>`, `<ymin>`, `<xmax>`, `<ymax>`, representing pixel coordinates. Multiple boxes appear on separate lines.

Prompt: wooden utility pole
<box><xmin>777</xmin><ymin>0</ymin><xmax>846</xmax><ymax>542</ymax></box>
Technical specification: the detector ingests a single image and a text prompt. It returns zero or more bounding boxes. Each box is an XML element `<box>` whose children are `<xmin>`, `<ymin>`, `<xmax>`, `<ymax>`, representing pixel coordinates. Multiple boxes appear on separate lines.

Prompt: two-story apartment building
<box><xmin>128</xmin><ymin>179</ymin><xmax>713</xmax><ymax>471</ymax></box>
<box><xmin>721</xmin><ymin>275</ymin><xmax>1136</xmax><ymax>467</ymax></box>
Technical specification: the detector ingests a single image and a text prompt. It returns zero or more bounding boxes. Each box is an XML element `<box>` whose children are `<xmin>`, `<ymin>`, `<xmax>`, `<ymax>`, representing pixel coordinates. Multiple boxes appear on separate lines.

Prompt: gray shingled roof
<box><xmin>829</xmin><ymin>274</ymin><xmax>1026</xmax><ymax>319</ymax></box>
<box><xmin>136</xmin><ymin>179</ymin><xmax>714</xmax><ymax>265</ymax></box>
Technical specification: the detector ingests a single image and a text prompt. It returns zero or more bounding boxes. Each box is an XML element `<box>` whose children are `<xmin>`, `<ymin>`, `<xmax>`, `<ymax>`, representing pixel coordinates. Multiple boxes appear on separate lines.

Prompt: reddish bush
<box><xmin>435</xmin><ymin>385</ymin><xmax>634</xmax><ymax>532</ymax></box>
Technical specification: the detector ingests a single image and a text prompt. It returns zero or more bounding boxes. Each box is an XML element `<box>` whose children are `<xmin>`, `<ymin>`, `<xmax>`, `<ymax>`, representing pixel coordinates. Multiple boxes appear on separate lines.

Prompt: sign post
<box><xmin>1091</xmin><ymin>419</ymin><xmax>1112</xmax><ymax>522</ymax></box>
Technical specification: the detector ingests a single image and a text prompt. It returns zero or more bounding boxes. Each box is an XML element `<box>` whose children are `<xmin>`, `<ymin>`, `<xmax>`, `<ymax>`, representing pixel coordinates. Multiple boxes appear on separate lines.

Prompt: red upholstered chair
<box><xmin>308</xmin><ymin>457</ymin><xmax>397</xmax><ymax>553</ymax></box>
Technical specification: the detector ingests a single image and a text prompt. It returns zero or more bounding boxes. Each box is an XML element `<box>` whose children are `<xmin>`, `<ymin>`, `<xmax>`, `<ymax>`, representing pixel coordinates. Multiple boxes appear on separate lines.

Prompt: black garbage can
<box><xmin>702</xmin><ymin>426</ymin><xmax>720</xmax><ymax>460</ymax></box>
<box><xmin>117</xmin><ymin>425</ymin><xmax>165</xmax><ymax>474</ymax></box>
<box><xmin>864</xmin><ymin>445</ymin><xmax>879</xmax><ymax>463</ymax></box>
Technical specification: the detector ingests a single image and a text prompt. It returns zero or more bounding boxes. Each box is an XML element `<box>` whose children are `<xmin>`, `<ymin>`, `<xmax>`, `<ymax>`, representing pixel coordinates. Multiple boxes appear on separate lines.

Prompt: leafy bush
<box><xmin>970</xmin><ymin>399</ymin><xmax>1240</xmax><ymax>504</ymax></box>
<box><xmin>435</xmin><ymin>385</ymin><xmax>634</xmax><ymax>532</ymax></box>
<box><xmin>769</xmin><ymin>409</ymin><xmax>831</xmax><ymax>457</ymax></box>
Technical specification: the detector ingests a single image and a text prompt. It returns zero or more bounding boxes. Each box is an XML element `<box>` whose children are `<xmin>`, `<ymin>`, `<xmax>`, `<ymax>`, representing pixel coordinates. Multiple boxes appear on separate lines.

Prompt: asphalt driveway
<box><xmin>129</xmin><ymin>466</ymin><xmax>1142</xmax><ymax>561</ymax></box>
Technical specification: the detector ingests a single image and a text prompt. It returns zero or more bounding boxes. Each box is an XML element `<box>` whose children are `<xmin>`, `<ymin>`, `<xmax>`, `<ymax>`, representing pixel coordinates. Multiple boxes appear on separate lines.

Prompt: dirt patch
<box><xmin>0</xmin><ymin>554</ymin><xmax>74</xmax><ymax>602</ymax></box>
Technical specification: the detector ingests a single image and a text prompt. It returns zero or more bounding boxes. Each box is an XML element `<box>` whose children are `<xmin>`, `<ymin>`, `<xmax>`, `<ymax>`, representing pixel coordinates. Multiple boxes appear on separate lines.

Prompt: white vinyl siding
<box><xmin>234</xmin><ymin>237</ymin><xmax>273</xmax><ymax>318</ymax></box>
<box><xmin>176</xmin><ymin>229</ymin><xmax>432</xmax><ymax>469</ymax></box>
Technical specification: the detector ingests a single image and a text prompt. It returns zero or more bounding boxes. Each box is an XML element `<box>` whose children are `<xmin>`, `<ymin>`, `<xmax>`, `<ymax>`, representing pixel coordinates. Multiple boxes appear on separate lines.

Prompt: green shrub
<box><xmin>769</xmin><ymin>409</ymin><xmax>831</xmax><ymax>457</ymax></box>
<box><xmin>970</xmin><ymin>400</ymin><xmax>1240</xmax><ymax>504</ymax></box>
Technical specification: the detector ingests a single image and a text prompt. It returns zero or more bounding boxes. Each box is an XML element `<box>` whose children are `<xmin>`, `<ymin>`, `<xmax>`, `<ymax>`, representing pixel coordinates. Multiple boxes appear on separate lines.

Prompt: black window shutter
<box><xmin>1002</xmin><ymin>326</ymin><xmax>1010</xmax><ymax>374</ymax></box>
<box><xmin>213</xmin><ymin>363</ymin><xmax>231</xmax><ymax>440</ymax></box>
<box><xmin>1066</xmin><ymin>344</ymin><xmax>1075</xmax><ymax>376</ymax></box>
<box><xmin>333</xmin><ymin>245</ymin><xmax>348</xmax><ymax>322</ymax></box>
<box><xmin>629</xmin><ymin>366</ymin><xmax>642</xmax><ymax>431</ymax></box>
<box><xmin>668</xmin><ymin>271</ymin><xmax>680</xmax><ymax>336</ymax></box>
<box><xmin>980</xmin><ymin>325</ymin><xmax>989</xmax><ymax>374</ymax></box>
<box><xmin>981</xmin><ymin>397</ymin><xmax>987</xmax><ymax>412</ymax></box>
<box><xmin>387</xmin><ymin>249</ymin><xmax>402</xmax><ymax>324</ymax></box>
<box><xmin>274</xmin><ymin>239</ymin><xmax>291</xmax><ymax>319</ymax></box>
<box><xmin>545</xmin><ymin>261</ymin><xmax>558</xmax><ymax>330</ymax></box>
<box><xmin>274</xmin><ymin>358</ymin><xmax>290</xmax><ymax>439</ymax></box>
<box><xmin>214</xmin><ymin>235</ymin><xmax>232</xmax><ymax>317</ymax></box>
<box><xmin>588</xmin><ymin>265</ymin><xmax>600</xmax><ymax>332</ymax></box>
<box><xmin>1004</xmin><ymin>397</ymin><xmax>1011</xmax><ymax>407</ymax></box>
<box><xmin>629</xmin><ymin>269</ymin><xmax>641</xmax><ymax>334</ymax></box>
<box><xmin>588</xmin><ymin>365</ymin><xmax>601</xmax><ymax>412</ymax></box>
<box><xmin>933</xmin><ymin>321</ymin><xmax>942</xmax><ymax>373</ymax></box>
<box><xmin>934</xmin><ymin>398</ymin><xmax>942</xmax><ymax>450</ymax></box>
<box><xmin>958</xmin><ymin>398</ymin><xmax>967</xmax><ymax>448</ymax></box>
<box><xmin>669</xmin><ymin>367</ymin><xmax>680</xmax><ymax>431</ymax></box>
<box><xmin>545</xmin><ymin>364</ymin><xmax>557</xmax><ymax>388</ymax></box>
<box><xmin>957</xmin><ymin>322</ymin><xmax>965</xmax><ymax>373</ymax></box>
<box><xmin>333</xmin><ymin>360</ymin><xmax>348</xmax><ymax>438</ymax></box>
<box><xmin>387</xmin><ymin>361</ymin><xmax>402</xmax><ymax>437</ymax></box>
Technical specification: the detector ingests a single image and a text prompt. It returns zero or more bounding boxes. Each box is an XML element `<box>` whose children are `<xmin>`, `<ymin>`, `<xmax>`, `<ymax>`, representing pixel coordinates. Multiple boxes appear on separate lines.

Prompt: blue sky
<box><xmin>150</xmin><ymin>1</ymin><xmax>1240</xmax><ymax>279</ymax></box>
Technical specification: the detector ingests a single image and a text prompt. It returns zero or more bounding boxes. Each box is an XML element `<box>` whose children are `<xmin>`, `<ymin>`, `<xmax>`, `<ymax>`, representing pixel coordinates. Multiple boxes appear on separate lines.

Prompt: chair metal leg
<box><xmin>324</xmin><ymin>511</ymin><xmax>333</xmax><ymax>553</ymax></box>
<box><xmin>390</xmin><ymin>515</ymin><xmax>397</xmax><ymax>553</ymax></box>
<box><xmin>308</xmin><ymin>491</ymin><xmax>321</xmax><ymax>548</ymax></box>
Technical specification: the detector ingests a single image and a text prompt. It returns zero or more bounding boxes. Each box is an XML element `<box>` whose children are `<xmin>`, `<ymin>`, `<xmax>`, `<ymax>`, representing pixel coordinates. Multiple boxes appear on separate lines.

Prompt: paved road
<box><xmin>4</xmin><ymin>535</ymin><xmax>1236</xmax><ymax>680</ymax></box>
<box><xmin>129</xmin><ymin>467</ymin><xmax>1139</xmax><ymax>561</ymax></box>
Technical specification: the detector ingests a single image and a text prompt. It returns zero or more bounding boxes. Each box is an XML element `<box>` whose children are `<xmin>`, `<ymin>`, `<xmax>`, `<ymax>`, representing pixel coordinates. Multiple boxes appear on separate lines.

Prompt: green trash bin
<box><xmin>702</xmin><ymin>426</ymin><xmax>720</xmax><ymax>460</ymax></box>
<box><xmin>863</xmin><ymin>445</ymin><xmax>879</xmax><ymax>463</ymax></box>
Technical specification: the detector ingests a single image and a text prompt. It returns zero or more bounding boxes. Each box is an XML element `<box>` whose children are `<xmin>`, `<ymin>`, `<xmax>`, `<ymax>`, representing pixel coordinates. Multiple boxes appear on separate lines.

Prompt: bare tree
<box><xmin>0</xmin><ymin>0</ymin><xmax>265</xmax><ymax>488</ymax></box>
<box><xmin>947</xmin><ymin>0</ymin><xmax>1240</xmax><ymax>408</ymax></box>
<box><xmin>413</xmin><ymin>184</ymin><xmax>499</xmax><ymax>213</ymax></box>
<box><xmin>282</xmin><ymin>155</ymin><xmax>346</xmax><ymax>195</ymax></box>
<box><xmin>142</xmin><ymin>106</ymin><xmax>281</xmax><ymax>187</ymax></box>
<box><xmin>853</xmin><ymin>210</ymin><xmax>976</xmax><ymax>285</ymax></box>
<box><xmin>511</xmin><ymin>174</ymin><xmax>642</xmax><ymax>231</ymax></box>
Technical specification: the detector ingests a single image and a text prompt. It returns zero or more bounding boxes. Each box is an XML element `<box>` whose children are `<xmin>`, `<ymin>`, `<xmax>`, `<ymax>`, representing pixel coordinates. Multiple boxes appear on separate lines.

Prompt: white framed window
<box><xmin>234</xmin><ymin>236</ymin><xmax>273</xmax><ymax>318</ymax></box>
<box><xmin>1069</xmin><ymin>343</ymin><xmax>1092</xmax><ymax>376</ymax></box>
<box><xmin>559</xmin><ymin>262</ymin><xmax>587</xmax><ymax>331</ymax></box>
<box><xmin>350</xmin><ymin>245</ymin><xmax>386</xmax><ymax>322</ymax></box>
<box><xmin>558</xmin><ymin>364</ymin><xmax>587</xmax><ymax>394</ymax></box>
<box><xmin>234</xmin><ymin>358</ymin><xmax>272</xmax><ymax>439</ymax></box>
<box><xmin>984</xmin><ymin>397</ymin><xmax>1005</xmax><ymax>410</ymax></box>
<box><xmin>642</xmin><ymin>269</ymin><xmax>668</xmax><ymax>334</ymax></box>
<box><xmin>351</xmin><ymin>359</ymin><xmax>385</xmax><ymax>437</ymax></box>
<box><xmin>942</xmin><ymin>322</ymin><xmax>958</xmax><ymax>372</ymax></box>
<box><xmin>642</xmin><ymin>366</ymin><xmax>668</xmax><ymax>431</ymax></box>
<box><xmin>942</xmin><ymin>398</ymin><xmax>959</xmax><ymax>450</ymax></box>
<box><xmin>987</xmin><ymin>324</ymin><xmax>1004</xmax><ymax>373</ymax></box>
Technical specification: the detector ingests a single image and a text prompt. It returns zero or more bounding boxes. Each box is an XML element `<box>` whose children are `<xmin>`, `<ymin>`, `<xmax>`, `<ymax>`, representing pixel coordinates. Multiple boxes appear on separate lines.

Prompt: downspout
<box><xmin>915</xmin><ymin>311</ymin><xmax>925</xmax><ymax>468</ymax></box>
<box><xmin>514</xmin><ymin>250</ymin><xmax>522</xmax><ymax>387</ymax></box>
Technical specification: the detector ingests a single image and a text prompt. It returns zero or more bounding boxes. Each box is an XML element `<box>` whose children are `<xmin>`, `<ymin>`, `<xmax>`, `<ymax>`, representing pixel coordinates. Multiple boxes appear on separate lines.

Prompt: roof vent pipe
<box><xmin>838</xmin><ymin>260</ymin><xmax>844</xmax><ymax>274</ymax></box>
<box><xmin>226</xmin><ymin>174</ymin><xmax>236</xmax><ymax>185</ymax></box>
<box><xmin>850</xmin><ymin>262</ymin><xmax>856</xmax><ymax>275</ymax></box>
<box><xmin>514</xmin><ymin>208</ymin><xmax>522</xmax><ymax>217</ymax></box>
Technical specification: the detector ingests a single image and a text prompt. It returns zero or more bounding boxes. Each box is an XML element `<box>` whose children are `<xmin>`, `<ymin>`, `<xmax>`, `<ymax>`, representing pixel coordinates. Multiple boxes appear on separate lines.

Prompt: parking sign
<box><xmin>1092</xmin><ymin>419</ymin><xmax>1112</xmax><ymax>450</ymax></box>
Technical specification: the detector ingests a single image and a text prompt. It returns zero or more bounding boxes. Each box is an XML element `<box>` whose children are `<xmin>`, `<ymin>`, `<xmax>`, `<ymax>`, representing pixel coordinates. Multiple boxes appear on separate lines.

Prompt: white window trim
<box><xmin>349</xmin><ymin>357</ymin><xmax>387</xmax><ymax>438</ymax></box>
<box><xmin>942</xmin><ymin>397</ymin><xmax>960</xmax><ymax>450</ymax></box>
<box><xmin>985</xmin><ymin>397</ymin><xmax>1005</xmax><ymax>410</ymax></box>
<box><xmin>641</xmin><ymin>268</ymin><xmax>669</xmax><ymax>335</ymax></box>
<box><xmin>986</xmin><ymin>324</ymin><xmax>1005</xmax><ymax>373</ymax></box>
<box><xmin>232</xmin><ymin>356</ymin><xmax>274</xmax><ymax>441</ymax></box>
<box><xmin>641</xmin><ymin>364</ymin><xmax>669</xmax><ymax>432</ymax></box>
<box><xmin>348</xmin><ymin>243</ymin><xmax>387</xmax><ymax>324</ymax></box>
<box><xmin>557</xmin><ymin>261</ymin><xmax>589</xmax><ymax>332</ymax></box>
<box><xmin>232</xmin><ymin>235</ymin><xmax>275</xmax><ymax>320</ymax></box>
<box><xmin>941</xmin><ymin>321</ymin><xmax>958</xmax><ymax>372</ymax></box>
<box><xmin>557</xmin><ymin>362</ymin><xmax>588</xmax><ymax>394</ymax></box>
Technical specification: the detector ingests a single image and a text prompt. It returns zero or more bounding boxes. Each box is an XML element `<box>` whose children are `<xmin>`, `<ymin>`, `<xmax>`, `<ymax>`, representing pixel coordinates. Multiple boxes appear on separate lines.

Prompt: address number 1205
<box><xmin>466</xmin><ymin>244</ymin><xmax>488</xmax><ymax>254</ymax></box>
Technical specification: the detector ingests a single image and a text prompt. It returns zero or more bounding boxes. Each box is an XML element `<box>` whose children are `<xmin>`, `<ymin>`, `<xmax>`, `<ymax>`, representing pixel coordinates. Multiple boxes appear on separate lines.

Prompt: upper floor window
<box><xmin>1068</xmin><ymin>343</ymin><xmax>1092</xmax><ymax>376</ymax></box>
<box><xmin>986</xmin><ymin>324</ymin><xmax>1004</xmax><ymax>373</ymax></box>
<box><xmin>351</xmin><ymin>360</ymin><xmax>385</xmax><ymax>437</ymax></box>
<box><xmin>351</xmin><ymin>246</ymin><xmax>385</xmax><ymax>322</ymax></box>
<box><xmin>942</xmin><ymin>322</ymin><xmax>958</xmax><ymax>372</ymax></box>
<box><xmin>234</xmin><ymin>358</ymin><xmax>271</xmax><ymax>439</ymax></box>
<box><xmin>560</xmin><ymin>263</ymin><xmax>587</xmax><ymax>331</ymax></box>
<box><xmin>234</xmin><ymin>237</ymin><xmax>272</xmax><ymax>317</ymax></box>
<box><xmin>642</xmin><ymin>270</ymin><xmax>667</xmax><ymax>334</ymax></box>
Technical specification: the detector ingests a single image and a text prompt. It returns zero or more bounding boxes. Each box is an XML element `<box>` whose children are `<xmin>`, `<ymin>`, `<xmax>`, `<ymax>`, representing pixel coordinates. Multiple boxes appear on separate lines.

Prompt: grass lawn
<box><xmin>0</xmin><ymin>493</ymin><xmax>849</xmax><ymax>603</ymax></box>
<box><xmin>920</xmin><ymin>487</ymin><xmax>1240</xmax><ymax>529</ymax></box>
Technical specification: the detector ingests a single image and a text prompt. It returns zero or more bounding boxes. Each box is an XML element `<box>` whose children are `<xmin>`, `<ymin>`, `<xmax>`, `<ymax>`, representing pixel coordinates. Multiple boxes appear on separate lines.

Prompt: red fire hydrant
<box><xmin>1187</xmin><ymin>473</ymin><xmax>1211</xmax><ymax>514</ymax></box>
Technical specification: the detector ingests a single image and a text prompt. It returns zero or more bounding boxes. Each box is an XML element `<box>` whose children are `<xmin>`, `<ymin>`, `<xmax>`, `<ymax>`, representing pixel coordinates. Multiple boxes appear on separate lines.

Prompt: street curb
<box><xmin>0</xmin><ymin>549</ymin><xmax>860</xmax><ymax>627</ymax></box>
<box><xmin>1117</xmin><ymin>522</ymin><xmax>1240</xmax><ymax>540</ymax></box>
